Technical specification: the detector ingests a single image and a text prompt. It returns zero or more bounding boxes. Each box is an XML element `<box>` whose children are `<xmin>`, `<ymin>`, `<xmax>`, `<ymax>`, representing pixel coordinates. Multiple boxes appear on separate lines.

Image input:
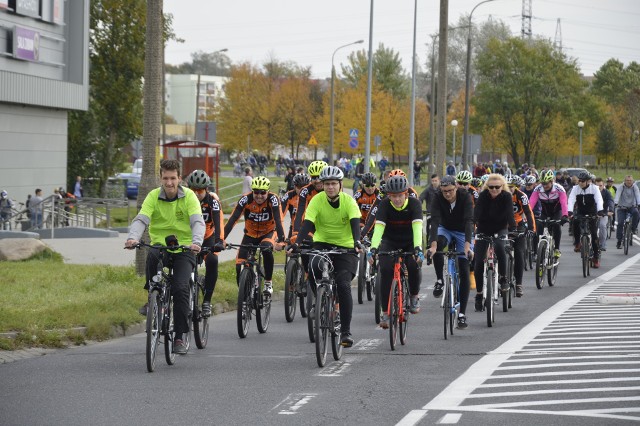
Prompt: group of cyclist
<box><xmin>125</xmin><ymin>157</ymin><xmax>639</xmax><ymax>354</ymax></box>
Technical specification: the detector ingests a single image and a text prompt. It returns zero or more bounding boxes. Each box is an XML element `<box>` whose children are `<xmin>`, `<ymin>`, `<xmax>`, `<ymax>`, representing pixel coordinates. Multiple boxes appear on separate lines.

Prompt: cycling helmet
<box><xmin>505</xmin><ymin>174</ymin><xmax>519</xmax><ymax>186</ymax></box>
<box><xmin>307</xmin><ymin>160</ymin><xmax>328</xmax><ymax>177</ymax></box>
<box><xmin>577</xmin><ymin>171</ymin><xmax>591</xmax><ymax>181</ymax></box>
<box><xmin>251</xmin><ymin>176</ymin><xmax>271</xmax><ymax>191</ymax></box>
<box><xmin>606</xmin><ymin>177</ymin><xmax>614</xmax><ymax>183</ymax></box>
<box><xmin>379</xmin><ymin>180</ymin><xmax>387</xmax><ymax>193</ymax></box>
<box><xmin>440</xmin><ymin>176</ymin><xmax>456</xmax><ymax>187</ymax></box>
<box><xmin>470</xmin><ymin>177</ymin><xmax>481</xmax><ymax>188</ymax></box>
<box><xmin>525</xmin><ymin>175</ymin><xmax>537</xmax><ymax>185</ymax></box>
<box><xmin>186</xmin><ymin>169</ymin><xmax>211</xmax><ymax>189</ymax></box>
<box><xmin>292</xmin><ymin>173</ymin><xmax>311</xmax><ymax>187</ymax></box>
<box><xmin>514</xmin><ymin>175</ymin><xmax>524</xmax><ymax>186</ymax></box>
<box><xmin>388</xmin><ymin>169</ymin><xmax>406</xmax><ymax>178</ymax></box>
<box><xmin>540</xmin><ymin>170</ymin><xmax>554</xmax><ymax>183</ymax></box>
<box><xmin>319</xmin><ymin>166</ymin><xmax>344</xmax><ymax>181</ymax></box>
<box><xmin>480</xmin><ymin>174</ymin><xmax>490</xmax><ymax>183</ymax></box>
<box><xmin>456</xmin><ymin>170</ymin><xmax>472</xmax><ymax>183</ymax></box>
<box><xmin>386</xmin><ymin>176</ymin><xmax>408</xmax><ymax>193</ymax></box>
<box><xmin>361</xmin><ymin>172</ymin><xmax>377</xmax><ymax>187</ymax></box>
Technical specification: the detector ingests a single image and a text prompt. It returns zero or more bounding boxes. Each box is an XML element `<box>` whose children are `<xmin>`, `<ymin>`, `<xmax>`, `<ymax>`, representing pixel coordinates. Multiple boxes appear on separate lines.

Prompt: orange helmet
<box><xmin>388</xmin><ymin>169</ymin><xmax>406</xmax><ymax>177</ymax></box>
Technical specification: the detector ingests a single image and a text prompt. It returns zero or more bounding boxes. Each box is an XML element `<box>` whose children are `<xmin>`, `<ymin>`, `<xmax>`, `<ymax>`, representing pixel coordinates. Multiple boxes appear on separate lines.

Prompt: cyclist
<box><xmin>606</xmin><ymin>177</ymin><xmax>617</xmax><ymax>198</ymax></box>
<box><xmin>455</xmin><ymin>170</ymin><xmax>479</xmax><ymax>205</ymax></box>
<box><xmin>185</xmin><ymin>170</ymin><xmax>225</xmax><ymax>316</ymax></box>
<box><xmin>507</xmin><ymin>174</ymin><xmax>535</xmax><ymax>297</ymax></box>
<box><xmin>426</xmin><ymin>176</ymin><xmax>474</xmax><ymax>328</ymax></box>
<box><xmin>369</xmin><ymin>175</ymin><xmax>424</xmax><ymax>329</ymax></box>
<box><xmin>353</xmin><ymin>172</ymin><xmax>380</xmax><ymax>228</ymax></box>
<box><xmin>281</xmin><ymin>173</ymin><xmax>310</xmax><ymax>238</ymax></box>
<box><xmin>292</xmin><ymin>160</ymin><xmax>328</xmax><ymax>237</ymax></box>
<box><xmin>224</xmin><ymin>176</ymin><xmax>286</xmax><ymax>294</ymax></box>
<box><xmin>614</xmin><ymin>175</ymin><xmax>640</xmax><ymax>249</ymax></box>
<box><xmin>125</xmin><ymin>159</ymin><xmax>205</xmax><ymax>355</ymax></box>
<box><xmin>528</xmin><ymin>169</ymin><xmax>568</xmax><ymax>259</ymax></box>
<box><xmin>473</xmin><ymin>174</ymin><xmax>516</xmax><ymax>311</ymax></box>
<box><xmin>291</xmin><ymin>166</ymin><xmax>363</xmax><ymax>347</ymax></box>
<box><xmin>567</xmin><ymin>172</ymin><xmax>604</xmax><ymax>268</ymax></box>
<box><xmin>594</xmin><ymin>177</ymin><xmax>614</xmax><ymax>251</ymax></box>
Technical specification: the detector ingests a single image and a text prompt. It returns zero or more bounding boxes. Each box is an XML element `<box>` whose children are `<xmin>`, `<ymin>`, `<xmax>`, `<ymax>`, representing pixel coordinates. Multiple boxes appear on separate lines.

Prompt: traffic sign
<box><xmin>349</xmin><ymin>138</ymin><xmax>359</xmax><ymax>149</ymax></box>
<box><xmin>308</xmin><ymin>134</ymin><xmax>318</xmax><ymax>146</ymax></box>
<box><xmin>374</xmin><ymin>135</ymin><xmax>381</xmax><ymax>147</ymax></box>
<box><xmin>349</xmin><ymin>128</ymin><xmax>359</xmax><ymax>139</ymax></box>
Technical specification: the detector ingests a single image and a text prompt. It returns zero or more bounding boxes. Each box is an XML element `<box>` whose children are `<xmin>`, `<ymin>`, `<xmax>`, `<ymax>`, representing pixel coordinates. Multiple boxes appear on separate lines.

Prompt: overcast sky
<box><xmin>164</xmin><ymin>0</ymin><xmax>639</xmax><ymax>79</ymax></box>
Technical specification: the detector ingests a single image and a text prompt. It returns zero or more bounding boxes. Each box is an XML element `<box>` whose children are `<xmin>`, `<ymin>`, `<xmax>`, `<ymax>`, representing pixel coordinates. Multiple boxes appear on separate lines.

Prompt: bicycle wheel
<box><xmin>237</xmin><ymin>268</ymin><xmax>252</xmax><ymax>338</ymax></box>
<box><xmin>485</xmin><ymin>269</ymin><xmax>494</xmax><ymax>327</ymax></box>
<box><xmin>315</xmin><ymin>286</ymin><xmax>329</xmax><ymax>367</ymax></box>
<box><xmin>146</xmin><ymin>290</ymin><xmax>161</xmax><ymax>372</ymax></box>
<box><xmin>624</xmin><ymin>222</ymin><xmax>630</xmax><ymax>255</ymax></box>
<box><xmin>299</xmin><ymin>270</ymin><xmax>308</xmax><ymax>318</ymax></box>
<box><xmin>443</xmin><ymin>277</ymin><xmax>451</xmax><ymax>340</ymax></box>
<box><xmin>523</xmin><ymin>238</ymin><xmax>529</xmax><ymax>271</ymax></box>
<box><xmin>374</xmin><ymin>272</ymin><xmax>382</xmax><ymax>325</ymax></box>
<box><xmin>389</xmin><ymin>279</ymin><xmax>399</xmax><ymax>350</ymax></box>
<box><xmin>502</xmin><ymin>260</ymin><xmax>511</xmax><ymax>313</ymax></box>
<box><xmin>528</xmin><ymin>234</ymin><xmax>535</xmax><ymax>270</ymax></box>
<box><xmin>399</xmin><ymin>279</ymin><xmax>409</xmax><ymax>345</ymax></box>
<box><xmin>535</xmin><ymin>240</ymin><xmax>547</xmax><ymax>289</ymax></box>
<box><xmin>164</xmin><ymin>296</ymin><xmax>176</xmax><ymax>365</ymax></box>
<box><xmin>331</xmin><ymin>293</ymin><xmax>343</xmax><ymax>361</ymax></box>
<box><xmin>307</xmin><ymin>281</ymin><xmax>315</xmax><ymax>343</ymax></box>
<box><xmin>357</xmin><ymin>252</ymin><xmax>366</xmax><ymax>304</ymax></box>
<box><xmin>581</xmin><ymin>235</ymin><xmax>589</xmax><ymax>278</ymax></box>
<box><xmin>284</xmin><ymin>258</ymin><xmax>299</xmax><ymax>322</ymax></box>
<box><xmin>547</xmin><ymin>241</ymin><xmax>558</xmax><ymax>287</ymax></box>
<box><xmin>193</xmin><ymin>277</ymin><xmax>209</xmax><ymax>350</ymax></box>
<box><xmin>256</xmin><ymin>279</ymin><xmax>270</xmax><ymax>334</ymax></box>
<box><xmin>366</xmin><ymin>262</ymin><xmax>374</xmax><ymax>301</ymax></box>
<box><xmin>607</xmin><ymin>216</ymin><xmax>613</xmax><ymax>239</ymax></box>
<box><xmin>183</xmin><ymin>283</ymin><xmax>193</xmax><ymax>352</ymax></box>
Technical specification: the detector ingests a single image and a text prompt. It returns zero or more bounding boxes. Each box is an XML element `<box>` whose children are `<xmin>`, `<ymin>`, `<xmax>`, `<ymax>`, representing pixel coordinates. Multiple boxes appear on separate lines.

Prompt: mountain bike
<box><xmin>284</xmin><ymin>251</ymin><xmax>307</xmax><ymax>322</ymax></box>
<box><xmin>133</xmin><ymin>241</ymin><xmax>194</xmax><ymax>373</ymax></box>
<box><xmin>475</xmin><ymin>234</ymin><xmax>505</xmax><ymax>327</ymax></box>
<box><xmin>619</xmin><ymin>207</ymin><xmax>635</xmax><ymax>255</ymax></box>
<box><xmin>535</xmin><ymin>218</ymin><xmax>562</xmax><ymax>289</ymax></box>
<box><xmin>192</xmin><ymin>248</ymin><xmax>212</xmax><ymax>349</ymax></box>
<box><xmin>226</xmin><ymin>243</ymin><xmax>272</xmax><ymax>338</ymax></box>
<box><xmin>430</xmin><ymin>248</ymin><xmax>466</xmax><ymax>339</ymax></box>
<box><xmin>378</xmin><ymin>250</ymin><xmax>413</xmax><ymax>350</ymax></box>
<box><xmin>576</xmin><ymin>215</ymin><xmax>597</xmax><ymax>278</ymax></box>
<box><xmin>357</xmin><ymin>239</ymin><xmax>375</xmax><ymax>304</ymax></box>
<box><xmin>301</xmin><ymin>248</ymin><xmax>354</xmax><ymax>367</ymax></box>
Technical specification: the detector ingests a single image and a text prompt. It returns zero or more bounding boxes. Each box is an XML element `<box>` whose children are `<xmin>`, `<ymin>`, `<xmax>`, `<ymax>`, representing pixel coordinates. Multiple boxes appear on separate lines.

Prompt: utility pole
<box><xmin>435</xmin><ymin>0</ymin><xmax>449</xmax><ymax>176</ymax></box>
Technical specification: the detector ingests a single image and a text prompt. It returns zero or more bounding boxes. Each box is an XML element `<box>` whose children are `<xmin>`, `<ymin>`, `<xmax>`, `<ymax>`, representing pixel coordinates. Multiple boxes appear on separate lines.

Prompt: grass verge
<box><xmin>0</xmin><ymin>249</ymin><xmax>286</xmax><ymax>350</ymax></box>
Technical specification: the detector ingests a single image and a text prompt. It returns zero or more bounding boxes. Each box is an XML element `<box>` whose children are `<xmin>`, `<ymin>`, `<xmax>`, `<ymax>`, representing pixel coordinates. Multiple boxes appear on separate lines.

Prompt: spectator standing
<box><xmin>0</xmin><ymin>190</ymin><xmax>15</xmax><ymax>230</ymax></box>
<box><xmin>30</xmin><ymin>188</ymin><xmax>44</xmax><ymax>229</ymax></box>
<box><xmin>284</xmin><ymin>166</ymin><xmax>296</xmax><ymax>191</ymax></box>
<box><xmin>446</xmin><ymin>161</ymin><xmax>456</xmax><ymax>176</ymax></box>
<box><xmin>73</xmin><ymin>176</ymin><xmax>83</xmax><ymax>199</ymax></box>
<box><xmin>473</xmin><ymin>162</ymin><xmax>486</xmax><ymax>178</ymax></box>
<box><xmin>242</xmin><ymin>167</ymin><xmax>253</xmax><ymax>194</ymax></box>
<box><xmin>378</xmin><ymin>157</ymin><xmax>389</xmax><ymax>179</ymax></box>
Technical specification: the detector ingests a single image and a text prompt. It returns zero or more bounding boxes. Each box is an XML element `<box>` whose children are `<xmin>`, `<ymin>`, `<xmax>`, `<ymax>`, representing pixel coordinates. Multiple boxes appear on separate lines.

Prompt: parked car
<box><xmin>559</xmin><ymin>167</ymin><xmax>589</xmax><ymax>177</ymax></box>
<box><xmin>132</xmin><ymin>158</ymin><xmax>143</xmax><ymax>175</ymax></box>
<box><xmin>126</xmin><ymin>175</ymin><xmax>140</xmax><ymax>199</ymax></box>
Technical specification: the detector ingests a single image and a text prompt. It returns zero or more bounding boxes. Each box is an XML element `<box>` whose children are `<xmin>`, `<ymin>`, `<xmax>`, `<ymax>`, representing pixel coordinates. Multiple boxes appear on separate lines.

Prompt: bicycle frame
<box><xmin>434</xmin><ymin>249</ymin><xmax>465</xmax><ymax>339</ymax></box>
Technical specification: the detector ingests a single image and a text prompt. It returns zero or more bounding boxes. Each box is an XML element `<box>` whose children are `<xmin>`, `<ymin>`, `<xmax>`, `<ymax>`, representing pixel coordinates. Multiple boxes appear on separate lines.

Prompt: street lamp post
<box><xmin>578</xmin><ymin>120</ymin><xmax>584</xmax><ymax>167</ymax></box>
<box><xmin>451</xmin><ymin>119</ymin><xmax>458</xmax><ymax>167</ymax></box>
<box><xmin>329</xmin><ymin>40</ymin><xmax>364</xmax><ymax>165</ymax></box>
<box><xmin>408</xmin><ymin>0</ymin><xmax>418</xmax><ymax>186</ymax></box>
<box><xmin>463</xmin><ymin>0</ymin><xmax>496</xmax><ymax>170</ymax></box>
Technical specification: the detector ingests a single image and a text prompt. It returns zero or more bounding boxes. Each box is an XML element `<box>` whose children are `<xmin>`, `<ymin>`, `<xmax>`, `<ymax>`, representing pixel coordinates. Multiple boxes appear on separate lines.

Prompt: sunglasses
<box><xmin>456</xmin><ymin>182</ymin><xmax>469</xmax><ymax>186</ymax></box>
<box><xmin>579</xmin><ymin>179</ymin><xmax>587</xmax><ymax>183</ymax></box>
<box><xmin>488</xmin><ymin>185</ymin><xmax>502</xmax><ymax>190</ymax></box>
<box><xmin>193</xmin><ymin>188</ymin><xmax>207</xmax><ymax>194</ymax></box>
<box><xmin>253</xmin><ymin>190</ymin><xmax>267</xmax><ymax>195</ymax></box>
<box><xmin>363</xmin><ymin>184</ymin><xmax>375</xmax><ymax>188</ymax></box>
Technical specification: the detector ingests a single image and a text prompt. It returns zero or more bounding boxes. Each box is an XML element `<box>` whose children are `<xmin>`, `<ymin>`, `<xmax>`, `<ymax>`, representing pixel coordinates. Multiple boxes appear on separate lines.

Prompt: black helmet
<box><xmin>186</xmin><ymin>169</ymin><xmax>211</xmax><ymax>189</ymax></box>
<box><xmin>293</xmin><ymin>173</ymin><xmax>311</xmax><ymax>187</ymax></box>
<box><xmin>361</xmin><ymin>172</ymin><xmax>377</xmax><ymax>187</ymax></box>
<box><xmin>386</xmin><ymin>176</ymin><xmax>408</xmax><ymax>194</ymax></box>
<box><xmin>578</xmin><ymin>171</ymin><xmax>591</xmax><ymax>181</ymax></box>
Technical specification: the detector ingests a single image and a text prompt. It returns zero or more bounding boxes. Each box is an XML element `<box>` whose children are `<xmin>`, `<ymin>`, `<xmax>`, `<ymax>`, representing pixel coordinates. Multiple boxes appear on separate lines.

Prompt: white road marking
<box><xmin>272</xmin><ymin>393</ymin><xmax>318</xmax><ymax>415</ymax></box>
<box><xmin>315</xmin><ymin>357</ymin><xmax>359</xmax><ymax>377</ymax></box>
<box><xmin>352</xmin><ymin>338</ymin><xmax>382</xmax><ymax>351</ymax></box>
<box><xmin>438</xmin><ymin>413</ymin><xmax>462</xmax><ymax>424</ymax></box>
<box><xmin>395</xmin><ymin>409</ymin><xmax>428</xmax><ymax>426</ymax></box>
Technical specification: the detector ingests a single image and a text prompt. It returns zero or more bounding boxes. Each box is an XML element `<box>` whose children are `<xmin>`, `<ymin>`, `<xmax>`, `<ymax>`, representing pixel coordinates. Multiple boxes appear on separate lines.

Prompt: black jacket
<box><xmin>474</xmin><ymin>189</ymin><xmax>516</xmax><ymax>235</ymax></box>
<box><xmin>429</xmin><ymin>188</ymin><xmax>474</xmax><ymax>243</ymax></box>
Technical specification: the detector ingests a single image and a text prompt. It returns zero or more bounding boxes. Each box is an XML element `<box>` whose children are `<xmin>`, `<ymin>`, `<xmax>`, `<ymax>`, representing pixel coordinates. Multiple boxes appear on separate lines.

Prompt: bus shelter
<box><xmin>163</xmin><ymin>140</ymin><xmax>220</xmax><ymax>191</ymax></box>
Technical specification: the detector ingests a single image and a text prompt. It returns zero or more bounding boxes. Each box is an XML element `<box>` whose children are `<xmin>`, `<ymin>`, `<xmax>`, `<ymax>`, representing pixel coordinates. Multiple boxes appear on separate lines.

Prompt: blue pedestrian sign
<box><xmin>349</xmin><ymin>138</ymin><xmax>359</xmax><ymax>149</ymax></box>
<box><xmin>349</xmin><ymin>128</ymin><xmax>359</xmax><ymax>139</ymax></box>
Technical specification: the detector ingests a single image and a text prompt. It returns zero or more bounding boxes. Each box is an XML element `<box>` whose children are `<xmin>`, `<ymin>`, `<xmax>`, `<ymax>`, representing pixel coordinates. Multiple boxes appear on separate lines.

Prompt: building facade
<box><xmin>0</xmin><ymin>0</ymin><xmax>89</xmax><ymax>203</ymax></box>
<box><xmin>165</xmin><ymin>74</ymin><xmax>226</xmax><ymax>127</ymax></box>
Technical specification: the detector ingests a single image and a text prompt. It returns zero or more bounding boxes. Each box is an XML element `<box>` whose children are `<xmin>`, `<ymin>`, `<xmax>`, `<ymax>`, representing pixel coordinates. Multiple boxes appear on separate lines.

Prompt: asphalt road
<box><xmin>2</xmin><ymin>232</ymin><xmax>640</xmax><ymax>426</ymax></box>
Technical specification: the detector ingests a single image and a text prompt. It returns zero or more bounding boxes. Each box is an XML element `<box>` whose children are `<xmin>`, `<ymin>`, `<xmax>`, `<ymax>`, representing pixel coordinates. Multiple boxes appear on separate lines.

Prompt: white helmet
<box><xmin>319</xmin><ymin>166</ymin><xmax>344</xmax><ymax>181</ymax></box>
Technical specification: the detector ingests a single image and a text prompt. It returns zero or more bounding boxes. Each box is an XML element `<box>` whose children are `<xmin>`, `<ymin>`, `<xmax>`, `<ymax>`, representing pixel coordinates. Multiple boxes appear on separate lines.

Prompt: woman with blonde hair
<box><xmin>473</xmin><ymin>173</ymin><xmax>516</xmax><ymax>311</ymax></box>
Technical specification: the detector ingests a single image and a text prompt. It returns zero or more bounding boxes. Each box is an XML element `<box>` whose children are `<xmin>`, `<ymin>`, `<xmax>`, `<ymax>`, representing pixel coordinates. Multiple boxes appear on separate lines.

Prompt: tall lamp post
<box><xmin>451</xmin><ymin>119</ymin><xmax>458</xmax><ymax>167</ymax></box>
<box><xmin>578</xmin><ymin>120</ymin><xmax>584</xmax><ymax>167</ymax></box>
<box><xmin>462</xmin><ymin>0</ymin><xmax>496</xmax><ymax>170</ymax></box>
<box><xmin>329</xmin><ymin>40</ymin><xmax>364</xmax><ymax>165</ymax></box>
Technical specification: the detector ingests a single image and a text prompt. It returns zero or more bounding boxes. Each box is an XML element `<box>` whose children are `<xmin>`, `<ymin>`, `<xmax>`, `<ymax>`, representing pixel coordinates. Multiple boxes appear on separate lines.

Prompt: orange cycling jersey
<box><xmin>353</xmin><ymin>188</ymin><xmax>380</xmax><ymax>222</ymax></box>
<box><xmin>292</xmin><ymin>183</ymin><xmax>323</xmax><ymax>233</ymax></box>
<box><xmin>200</xmin><ymin>192</ymin><xmax>224</xmax><ymax>241</ymax></box>
<box><xmin>281</xmin><ymin>189</ymin><xmax>298</xmax><ymax>237</ymax></box>
<box><xmin>511</xmin><ymin>188</ymin><xmax>536</xmax><ymax>232</ymax></box>
<box><xmin>224</xmin><ymin>192</ymin><xmax>286</xmax><ymax>240</ymax></box>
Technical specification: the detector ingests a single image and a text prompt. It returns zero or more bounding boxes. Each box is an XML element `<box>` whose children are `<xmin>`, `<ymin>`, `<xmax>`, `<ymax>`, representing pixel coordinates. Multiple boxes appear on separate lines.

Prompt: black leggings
<box><xmin>432</xmin><ymin>236</ymin><xmax>470</xmax><ymax>315</ymax></box>
<box><xmin>201</xmin><ymin>236</ymin><xmax>219</xmax><ymax>302</ymax></box>
<box><xmin>235</xmin><ymin>233</ymin><xmax>275</xmax><ymax>284</ymax></box>
<box><xmin>378</xmin><ymin>242</ymin><xmax>421</xmax><ymax>313</ymax></box>
<box><xmin>474</xmin><ymin>229</ymin><xmax>507</xmax><ymax>293</ymax></box>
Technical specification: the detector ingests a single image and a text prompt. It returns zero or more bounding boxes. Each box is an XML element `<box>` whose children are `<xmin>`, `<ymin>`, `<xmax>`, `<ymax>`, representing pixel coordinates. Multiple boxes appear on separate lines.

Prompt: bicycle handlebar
<box><xmin>224</xmin><ymin>243</ymin><xmax>273</xmax><ymax>252</ymax></box>
<box><xmin>474</xmin><ymin>233</ymin><xmax>510</xmax><ymax>242</ymax></box>
<box><xmin>126</xmin><ymin>241</ymin><xmax>194</xmax><ymax>252</ymax></box>
<box><xmin>298</xmin><ymin>248</ymin><xmax>356</xmax><ymax>255</ymax></box>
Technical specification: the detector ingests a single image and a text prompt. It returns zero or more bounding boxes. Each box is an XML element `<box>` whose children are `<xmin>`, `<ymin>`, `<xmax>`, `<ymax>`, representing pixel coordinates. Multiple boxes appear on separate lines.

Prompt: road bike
<box><xmin>357</xmin><ymin>239</ymin><xmax>376</xmax><ymax>304</ymax></box>
<box><xmin>378</xmin><ymin>250</ymin><xmax>413</xmax><ymax>350</ymax></box>
<box><xmin>430</xmin><ymin>248</ymin><xmax>466</xmax><ymax>339</ymax></box>
<box><xmin>301</xmin><ymin>248</ymin><xmax>354</xmax><ymax>367</ymax></box>
<box><xmin>619</xmin><ymin>207</ymin><xmax>635</xmax><ymax>255</ymax></box>
<box><xmin>133</xmin><ymin>241</ymin><xmax>194</xmax><ymax>372</ymax></box>
<box><xmin>475</xmin><ymin>234</ymin><xmax>506</xmax><ymax>327</ymax></box>
<box><xmin>226</xmin><ymin>243</ymin><xmax>272</xmax><ymax>338</ymax></box>
<box><xmin>523</xmin><ymin>230</ymin><xmax>535</xmax><ymax>271</ymax></box>
<box><xmin>535</xmin><ymin>218</ymin><xmax>562</xmax><ymax>289</ymax></box>
<box><xmin>503</xmin><ymin>233</ymin><xmax>516</xmax><ymax>313</ymax></box>
<box><xmin>283</xmin><ymin>251</ymin><xmax>307</xmax><ymax>322</ymax></box>
<box><xmin>576</xmin><ymin>215</ymin><xmax>598</xmax><ymax>278</ymax></box>
<box><xmin>192</xmin><ymin>248</ymin><xmax>212</xmax><ymax>349</ymax></box>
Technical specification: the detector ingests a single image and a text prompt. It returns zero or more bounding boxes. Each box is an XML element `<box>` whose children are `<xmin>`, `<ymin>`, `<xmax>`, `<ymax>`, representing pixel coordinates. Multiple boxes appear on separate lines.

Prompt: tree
<box><xmin>166</xmin><ymin>50</ymin><xmax>232</xmax><ymax>76</ymax></box>
<box><xmin>596</xmin><ymin>120</ymin><xmax>617</xmax><ymax>174</ymax></box>
<box><xmin>472</xmin><ymin>37</ymin><xmax>587</xmax><ymax>166</ymax></box>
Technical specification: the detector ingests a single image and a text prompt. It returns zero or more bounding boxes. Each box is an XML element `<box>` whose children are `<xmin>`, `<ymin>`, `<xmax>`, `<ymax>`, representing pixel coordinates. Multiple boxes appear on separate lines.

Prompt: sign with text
<box><xmin>15</xmin><ymin>0</ymin><xmax>40</xmax><ymax>18</ymax></box>
<box><xmin>13</xmin><ymin>26</ymin><xmax>40</xmax><ymax>62</ymax></box>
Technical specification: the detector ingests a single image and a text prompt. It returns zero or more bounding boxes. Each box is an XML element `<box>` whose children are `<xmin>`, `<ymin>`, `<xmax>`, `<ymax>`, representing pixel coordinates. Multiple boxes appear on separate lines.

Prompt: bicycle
<box><xmin>357</xmin><ymin>239</ymin><xmax>376</xmax><ymax>304</ymax></box>
<box><xmin>378</xmin><ymin>250</ymin><xmax>413</xmax><ymax>350</ymax></box>
<box><xmin>226</xmin><ymin>243</ymin><xmax>272</xmax><ymax>338</ymax></box>
<box><xmin>607</xmin><ymin>214</ymin><xmax>614</xmax><ymax>240</ymax></box>
<box><xmin>422</xmin><ymin>211</ymin><xmax>431</xmax><ymax>251</ymax></box>
<box><xmin>576</xmin><ymin>215</ymin><xmax>598</xmax><ymax>278</ymax></box>
<box><xmin>523</xmin><ymin>229</ymin><xmax>535</xmax><ymax>271</ymax></box>
<box><xmin>619</xmin><ymin>207</ymin><xmax>635</xmax><ymax>255</ymax></box>
<box><xmin>192</xmin><ymin>248</ymin><xmax>212</xmax><ymax>349</ymax></box>
<box><xmin>283</xmin><ymin>251</ymin><xmax>307</xmax><ymax>322</ymax></box>
<box><xmin>503</xmin><ymin>233</ymin><xmax>516</xmax><ymax>313</ymax></box>
<box><xmin>535</xmin><ymin>218</ymin><xmax>562</xmax><ymax>289</ymax></box>
<box><xmin>132</xmin><ymin>241</ymin><xmax>194</xmax><ymax>373</ymax></box>
<box><xmin>429</xmin><ymin>248</ymin><xmax>466</xmax><ymax>340</ymax></box>
<box><xmin>474</xmin><ymin>234</ymin><xmax>506</xmax><ymax>327</ymax></box>
<box><xmin>300</xmin><ymin>248</ymin><xmax>354</xmax><ymax>367</ymax></box>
